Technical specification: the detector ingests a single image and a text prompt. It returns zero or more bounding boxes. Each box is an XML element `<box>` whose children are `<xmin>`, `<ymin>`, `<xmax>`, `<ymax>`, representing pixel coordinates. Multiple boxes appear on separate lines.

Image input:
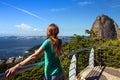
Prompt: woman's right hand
<box><xmin>5</xmin><ymin>65</ymin><xmax>19</xmax><ymax>78</ymax></box>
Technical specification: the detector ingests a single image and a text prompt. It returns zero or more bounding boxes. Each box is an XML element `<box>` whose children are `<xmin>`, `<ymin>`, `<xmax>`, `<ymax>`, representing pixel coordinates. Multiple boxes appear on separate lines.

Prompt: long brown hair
<box><xmin>47</xmin><ymin>23</ymin><xmax>60</xmax><ymax>56</ymax></box>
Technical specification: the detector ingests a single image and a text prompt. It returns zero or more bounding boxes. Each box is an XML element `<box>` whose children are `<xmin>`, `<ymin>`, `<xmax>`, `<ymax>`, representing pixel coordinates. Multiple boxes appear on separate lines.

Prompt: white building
<box><xmin>6</xmin><ymin>57</ymin><xmax>15</xmax><ymax>64</ymax></box>
<box><xmin>14</xmin><ymin>56</ymin><xmax>23</xmax><ymax>63</ymax></box>
<box><xmin>0</xmin><ymin>59</ymin><xmax>5</xmax><ymax>65</ymax></box>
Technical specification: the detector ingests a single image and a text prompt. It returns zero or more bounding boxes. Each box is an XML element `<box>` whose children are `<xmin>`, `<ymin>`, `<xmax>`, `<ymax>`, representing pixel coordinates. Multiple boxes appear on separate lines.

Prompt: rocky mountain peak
<box><xmin>91</xmin><ymin>14</ymin><xmax>120</xmax><ymax>39</ymax></box>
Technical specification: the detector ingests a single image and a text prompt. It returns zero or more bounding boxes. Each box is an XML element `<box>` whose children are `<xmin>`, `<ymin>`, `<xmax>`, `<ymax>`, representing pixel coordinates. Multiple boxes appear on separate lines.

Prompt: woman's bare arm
<box><xmin>5</xmin><ymin>47</ymin><xmax>44</xmax><ymax>77</ymax></box>
<box><xmin>18</xmin><ymin>47</ymin><xmax>43</xmax><ymax>66</ymax></box>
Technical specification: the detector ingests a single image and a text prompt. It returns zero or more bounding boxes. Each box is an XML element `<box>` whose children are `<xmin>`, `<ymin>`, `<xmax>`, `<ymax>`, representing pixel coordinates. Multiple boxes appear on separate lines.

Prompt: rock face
<box><xmin>91</xmin><ymin>14</ymin><xmax>120</xmax><ymax>39</ymax></box>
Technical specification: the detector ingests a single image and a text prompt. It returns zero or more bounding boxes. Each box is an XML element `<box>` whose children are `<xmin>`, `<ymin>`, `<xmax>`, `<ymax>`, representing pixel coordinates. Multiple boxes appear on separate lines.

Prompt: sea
<box><xmin>0</xmin><ymin>36</ymin><xmax>45</xmax><ymax>59</ymax></box>
<box><xmin>0</xmin><ymin>36</ymin><xmax>70</xmax><ymax>59</ymax></box>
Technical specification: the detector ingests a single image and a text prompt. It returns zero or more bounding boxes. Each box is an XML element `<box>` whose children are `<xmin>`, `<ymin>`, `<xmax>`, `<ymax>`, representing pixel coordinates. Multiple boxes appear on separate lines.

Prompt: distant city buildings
<box><xmin>0</xmin><ymin>56</ymin><xmax>23</xmax><ymax>65</ymax></box>
<box><xmin>14</xmin><ymin>56</ymin><xmax>23</xmax><ymax>63</ymax></box>
<box><xmin>0</xmin><ymin>59</ymin><xmax>5</xmax><ymax>65</ymax></box>
<box><xmin>6</xmin><ymin>57</ymin><xmax>15</xmax><ymax>64</ymax></box>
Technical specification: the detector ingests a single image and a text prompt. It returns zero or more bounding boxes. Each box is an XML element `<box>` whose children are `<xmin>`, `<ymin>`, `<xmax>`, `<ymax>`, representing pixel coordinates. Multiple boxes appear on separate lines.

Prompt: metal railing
<box><xmin>69</xmin><ymin>46</ymin><xmax>120</xmax><ymax>80</ymax></box>
<box><xmin>0</xmin><ymin>61</ymin><xmax>44</xmax><ymax>79</ymax></box>
<box><xmin>0</xmin><ymin>46</ymin><xmax>93</xmax><ymax>80</ymax></box>
<box><xmin>1</xmin><ymin>46</ymin><xmax>119</xmax><ymax>80</ymax></box>
<box><xmin>69</xmin><ymin>47</ymin><xmax>94</xmax><ymax>80</ymax></box>
<box><xmin>97</xmin><ymin>46</ymin><xmax>120</xmax><ymax>68</ymax></box>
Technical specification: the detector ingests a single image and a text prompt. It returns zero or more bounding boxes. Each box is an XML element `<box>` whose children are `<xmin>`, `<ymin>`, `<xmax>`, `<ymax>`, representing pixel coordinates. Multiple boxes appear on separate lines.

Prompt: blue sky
<box><xmin>0</xmin><ymin>0</ymin><xmax>120</xmax><ymax>36</ymax></box>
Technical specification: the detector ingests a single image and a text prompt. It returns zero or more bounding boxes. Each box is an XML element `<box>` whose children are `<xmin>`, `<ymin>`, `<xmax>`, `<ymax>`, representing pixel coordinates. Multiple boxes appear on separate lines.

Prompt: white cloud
<box><xmin>15</xmin><ymin>23</ymin><xmax>43</xmax><ymax>32</ymax></box>
<box><xmin>15</xmin><ymin>7</ymin><xmax>45</xmax><ymax>21</ymax></box>
<box><xmin>33</xmin><ymin>28</ymin><xmax>43</xmax><ymax>32</ymax></box>
<box><xmin>33</xmin><ymin>28</ymin><xmax>38</xmax><ymax>31</ymax></box>
<box><xmin>78</xmin><ymin>1</ymin><xmax>94</xmax><ymax>6</ymax></box>
<box><xmin>50</xmin><ymin>8</ymin><xmax>67</xmax><ymax>12</ymax></box>
<box><xmin>0</xmin><ymin>1</ymin><xmax>45</xmax><ymax>21</ymax></box>
<box><xmin>16</xmin><ymin>24</ymin><xmax>31</xmax><ymax>30</ymax></box>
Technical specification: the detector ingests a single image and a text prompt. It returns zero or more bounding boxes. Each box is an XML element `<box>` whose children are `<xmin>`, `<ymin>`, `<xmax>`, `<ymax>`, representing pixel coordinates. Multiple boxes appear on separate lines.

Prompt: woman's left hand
<box><xmin>5</xmin><ymin>65</ymin><xmax>18</xmax><ymax>78</ymax></box>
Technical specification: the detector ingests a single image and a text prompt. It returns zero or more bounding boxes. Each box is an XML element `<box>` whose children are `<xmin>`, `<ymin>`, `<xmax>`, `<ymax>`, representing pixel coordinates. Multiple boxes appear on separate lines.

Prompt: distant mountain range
<box><xmin>0</xmin><ymin>36</ymin><xmax>46</xmax><ymax>40</ymax></box>
<box><xmin>0</xmin><ymin>36</ymin><xmax>72</xmax><ymax>40</ymax></box>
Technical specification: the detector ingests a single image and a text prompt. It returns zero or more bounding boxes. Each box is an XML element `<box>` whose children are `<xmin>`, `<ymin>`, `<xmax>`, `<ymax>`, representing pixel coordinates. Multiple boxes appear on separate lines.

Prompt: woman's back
<box><xmin>41</xmin><ymin>39</ymin><xmax>62</xmax><ymax>76</ymax></box>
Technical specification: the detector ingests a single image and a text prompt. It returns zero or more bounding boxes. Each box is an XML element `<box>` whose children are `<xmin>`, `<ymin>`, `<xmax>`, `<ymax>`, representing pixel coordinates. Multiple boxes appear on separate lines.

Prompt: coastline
<box><xmin>0</xmin><ymin>36</ymin><xmax>71</xmax><ymax>65</ymax></box>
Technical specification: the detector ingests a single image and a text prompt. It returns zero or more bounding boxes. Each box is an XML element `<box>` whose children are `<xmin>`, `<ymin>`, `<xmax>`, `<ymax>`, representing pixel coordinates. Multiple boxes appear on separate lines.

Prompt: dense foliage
<box><xmin>1</xmin><ymin>34</ymin><xmax>120</xmax><ymax>80</ymax></box>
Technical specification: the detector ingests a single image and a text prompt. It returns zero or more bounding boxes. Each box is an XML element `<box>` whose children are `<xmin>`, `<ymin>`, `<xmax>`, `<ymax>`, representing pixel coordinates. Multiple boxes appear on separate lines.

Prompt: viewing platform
<box><xmin>0</xmin><ymin>46</ymin><xmax>120</xmax><ymax>80</ymax></box>
<box><xmin>76</xmin><ymin>66</ymin><xmax>120</xmax><ymax>80</ymax></box>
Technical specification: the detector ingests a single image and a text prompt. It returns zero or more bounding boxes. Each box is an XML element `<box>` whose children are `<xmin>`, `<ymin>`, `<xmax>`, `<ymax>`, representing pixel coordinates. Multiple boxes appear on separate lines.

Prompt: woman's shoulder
<box><xmin>41</xmin><ymin>39</ymin><xmax>51</xmax><ymax>47</ymax></box>
<box><xmin>44</xmin><ymin>39</ymin><xmax>51</xmax><ymax>41</ymax></box>
<box><xmin>43</xmin><ymin>39</ymin><xmax>51</xmax><ymax>44</ymax></box>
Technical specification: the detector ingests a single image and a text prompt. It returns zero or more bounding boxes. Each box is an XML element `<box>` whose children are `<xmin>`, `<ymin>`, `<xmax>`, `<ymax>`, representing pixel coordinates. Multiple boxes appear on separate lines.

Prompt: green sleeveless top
<box><xmin>40</xmin><ymin>39</ymin><xmax>62</xmax><ymax>76</ymax></box>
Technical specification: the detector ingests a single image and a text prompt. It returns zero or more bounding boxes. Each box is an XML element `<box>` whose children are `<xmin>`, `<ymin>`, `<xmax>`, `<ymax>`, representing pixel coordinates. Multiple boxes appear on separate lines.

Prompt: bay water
<box><xmin>0</xmin><ymin>36</ymin><xmax>45</xmax><ymax>59</ymax></box>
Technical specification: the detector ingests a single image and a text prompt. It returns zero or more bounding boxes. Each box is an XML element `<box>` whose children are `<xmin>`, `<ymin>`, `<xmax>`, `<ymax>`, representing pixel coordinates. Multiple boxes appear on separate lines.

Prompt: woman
<box><xmin>5</xmin><ymin>23</ymin><xmax>64</xmax><ymax>80</ymax></box>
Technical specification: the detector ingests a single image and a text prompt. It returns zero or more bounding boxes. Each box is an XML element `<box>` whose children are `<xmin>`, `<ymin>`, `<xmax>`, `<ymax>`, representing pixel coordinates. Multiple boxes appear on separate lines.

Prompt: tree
<box><xmin>85</xmin><ymin>29</ymin><xmax>91</xmax><ymax>35</ymax></box>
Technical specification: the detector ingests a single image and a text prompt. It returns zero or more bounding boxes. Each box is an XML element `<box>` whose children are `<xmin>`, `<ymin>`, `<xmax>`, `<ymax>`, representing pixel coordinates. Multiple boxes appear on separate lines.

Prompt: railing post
<box><xmin>69</xmin><ymin>54</ymin><xmax>77</xmax><ymax>80</ymax></box>
<box><xmin>98</xmin><ymin>47</ymin><xmax>102</xmax><ymax>66</ymax></box>
<box><xmin>76</xmin><ymin>53</ymin><xmax>78</xmax><ymax>75</ymax></box>
<box><xmin>89</xmin><ymin>48</ymin><xmax>94</xmax><ymax>68</ymax></box>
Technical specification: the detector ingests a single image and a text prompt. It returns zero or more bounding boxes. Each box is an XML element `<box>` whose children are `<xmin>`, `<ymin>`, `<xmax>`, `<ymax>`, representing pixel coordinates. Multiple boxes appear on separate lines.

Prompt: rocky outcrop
<box><xmin>91</xmin><ymin>14</ymin><xmax>120</xmax><ymax>39</ymax></box>
<box><xmin>25</xmin><ymin>44</ymin><xmax>41</xmax><ymax>54</ymax></box>
<box><xmin>114</xmin><ymin>22</ymin><xmax>120</xmax><ymax>39</ymax></box>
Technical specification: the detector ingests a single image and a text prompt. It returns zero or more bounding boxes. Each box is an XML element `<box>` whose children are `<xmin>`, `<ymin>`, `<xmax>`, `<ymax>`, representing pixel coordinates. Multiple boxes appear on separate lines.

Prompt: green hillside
<box><xmin>1</xmin><ymin>34</ymin><xmax>120</xmax><ymax>80</ymax></box>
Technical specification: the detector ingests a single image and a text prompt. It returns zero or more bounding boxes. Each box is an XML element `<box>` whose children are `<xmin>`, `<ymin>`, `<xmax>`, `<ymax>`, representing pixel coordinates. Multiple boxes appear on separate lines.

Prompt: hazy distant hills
<box><xmin>0</xmin><ymin>36</ymin><xmax>71</xmax><ymax>40</ymax></box>
<box><xmin>0</xmin><ymin>36</ymin><xmax>46</xmax><ymax>40</ymax></box>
